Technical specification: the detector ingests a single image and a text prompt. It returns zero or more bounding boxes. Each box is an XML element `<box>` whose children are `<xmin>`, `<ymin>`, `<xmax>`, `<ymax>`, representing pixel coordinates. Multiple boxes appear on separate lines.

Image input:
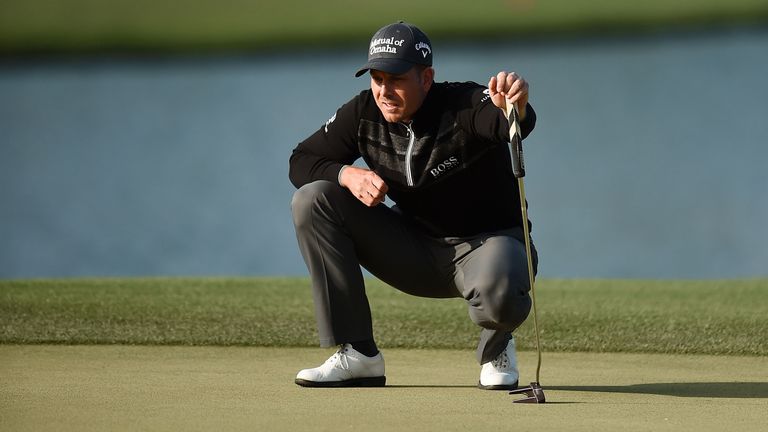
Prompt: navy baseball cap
<box><xmin>355</xmin><ymin>21</ymin><xmax>433</xmax><ymax>77</ymax></box>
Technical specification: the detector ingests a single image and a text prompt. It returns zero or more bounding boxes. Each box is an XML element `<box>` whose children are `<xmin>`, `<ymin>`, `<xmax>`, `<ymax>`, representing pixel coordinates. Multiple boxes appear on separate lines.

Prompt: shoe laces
<box><xmin>327</xmin><ymin>345</ymin><xmax>350</xmax><ymax>370</ymax></box>
<box><xmin>491</xmin><ymin>350</ymin><xmax>509</xmax><ymax>370</ymax></box>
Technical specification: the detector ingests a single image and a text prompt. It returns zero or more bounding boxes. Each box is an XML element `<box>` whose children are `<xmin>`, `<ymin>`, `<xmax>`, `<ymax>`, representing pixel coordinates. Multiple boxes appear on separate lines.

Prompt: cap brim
<box><xmin>355</xmin><ymin>58</ymin><xmax>415</xmax><ymax>77</ymax></box>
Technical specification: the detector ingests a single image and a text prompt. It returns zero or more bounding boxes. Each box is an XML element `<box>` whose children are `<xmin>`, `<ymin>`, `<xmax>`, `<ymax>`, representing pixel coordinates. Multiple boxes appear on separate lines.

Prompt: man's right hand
<box><xmin>339</xmin><ymin>166</ymin><xmax>389</xmax><ymax>207</ymax></box>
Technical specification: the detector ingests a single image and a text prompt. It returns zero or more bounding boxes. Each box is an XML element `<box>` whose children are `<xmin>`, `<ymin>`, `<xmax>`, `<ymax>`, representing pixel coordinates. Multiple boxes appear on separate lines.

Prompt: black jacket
<box><xmin>289</xmin><ymin>81</ymin><xmax>536</xmax><ymax>237</ymax></box>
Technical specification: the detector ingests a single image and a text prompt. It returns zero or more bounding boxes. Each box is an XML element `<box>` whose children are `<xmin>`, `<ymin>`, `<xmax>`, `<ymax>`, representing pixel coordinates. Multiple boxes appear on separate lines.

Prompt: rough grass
<box><xmin>1</xmin><ymin>0</ymin><xmax>768</xmax><ymax>54</ymax></box>
<box><xmin>1</xmin><ymin>277</ymin><xmax>766</xmax><ymax>355</ymax></box>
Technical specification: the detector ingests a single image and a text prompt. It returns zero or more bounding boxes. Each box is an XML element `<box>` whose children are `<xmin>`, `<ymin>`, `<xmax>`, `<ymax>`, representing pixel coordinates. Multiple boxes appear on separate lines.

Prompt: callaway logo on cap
<box><xmin>355</xmin><ymin>21</ymin><xmax>433</xmax><ymax>77</ymax></box>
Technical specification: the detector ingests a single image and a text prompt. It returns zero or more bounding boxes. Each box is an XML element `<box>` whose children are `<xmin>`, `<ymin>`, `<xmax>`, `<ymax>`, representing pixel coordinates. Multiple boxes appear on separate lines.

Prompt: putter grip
<box><xmin>511</xmin><ymin>136</ymin><xmax>525</xmax><ymax>178</ymax></box>
<box><xmin>508</xmin><ymin>108</ymin><xmax>526</xmax><ymax>178</ymax></box>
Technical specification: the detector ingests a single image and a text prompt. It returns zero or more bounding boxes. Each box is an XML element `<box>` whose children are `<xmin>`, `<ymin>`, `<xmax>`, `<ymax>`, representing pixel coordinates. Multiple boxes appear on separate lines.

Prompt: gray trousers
<box><xmin>291</xmin><ymin>180</ymin><xmax>537</xmax><ymax>364</ymax></box>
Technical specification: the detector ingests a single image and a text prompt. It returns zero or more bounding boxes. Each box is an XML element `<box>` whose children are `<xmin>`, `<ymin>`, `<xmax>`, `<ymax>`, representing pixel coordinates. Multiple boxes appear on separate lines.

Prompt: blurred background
<box><xmin>1</xmin><ymin>0</ymin><xmax>767</xmax><ymax>279</ymax></box>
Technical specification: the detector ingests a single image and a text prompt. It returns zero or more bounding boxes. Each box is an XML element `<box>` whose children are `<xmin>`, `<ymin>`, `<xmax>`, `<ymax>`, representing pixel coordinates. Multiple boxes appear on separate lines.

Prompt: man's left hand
<box><xmin>488</xmin><ymin>71</ymin><xmax>529</xmax><ymax>120</ymax></box>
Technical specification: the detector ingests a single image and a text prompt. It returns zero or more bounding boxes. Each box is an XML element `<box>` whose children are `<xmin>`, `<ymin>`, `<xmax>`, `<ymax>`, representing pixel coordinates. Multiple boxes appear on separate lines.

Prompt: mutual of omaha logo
<box><xmin>324</xmin><ymin>113</ymin><xmax>336</xmax><ymax>133</ymax></box>
<box><xmin>370</xmin><ymin>37</ymin><xmax>404</xmax><ymax>55</ymax></box>
<box><xmin>480</xmin><ymin>88</ymin><xmax>491</xmax><ymax>103</ymax></box>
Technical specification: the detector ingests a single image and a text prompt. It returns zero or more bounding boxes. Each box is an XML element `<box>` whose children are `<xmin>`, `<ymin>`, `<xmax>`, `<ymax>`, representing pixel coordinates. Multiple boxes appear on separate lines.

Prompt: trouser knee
<box><xmin>291</xmin><ymin>180</ymin><xmax>341</xmax><ymax>231</ymax></box>
<box><xmin>473</xmin><ymin>276</ymin><xmax>532</xmax><ymax>330</ymax></box>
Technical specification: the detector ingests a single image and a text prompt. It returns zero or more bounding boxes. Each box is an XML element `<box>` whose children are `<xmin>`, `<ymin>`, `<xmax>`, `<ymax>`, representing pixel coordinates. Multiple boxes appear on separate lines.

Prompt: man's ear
<box><xmin>422</xmin><ymin>67</ymin><xmax>435</xmax><ymax>91</ymax></box>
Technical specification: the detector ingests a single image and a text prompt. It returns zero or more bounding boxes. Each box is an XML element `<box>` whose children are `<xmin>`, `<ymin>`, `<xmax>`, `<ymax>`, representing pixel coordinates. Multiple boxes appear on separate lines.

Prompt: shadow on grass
<box><xmin>386</xmin><ymin>385</ymin><xmax>476</xmax><ymax>389</ymax></box>
<box><xmin>549</xmin><ymin>382</ymin><xmax>768</xmax><ymax>398</ymax></box>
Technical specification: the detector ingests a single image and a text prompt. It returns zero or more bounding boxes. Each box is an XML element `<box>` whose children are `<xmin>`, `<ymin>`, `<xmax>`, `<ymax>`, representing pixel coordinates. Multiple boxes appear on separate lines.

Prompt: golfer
<box><xmin>289</xmin><ymin>21</ymin><xmax>537</xmax><ymax>390</ymax></box>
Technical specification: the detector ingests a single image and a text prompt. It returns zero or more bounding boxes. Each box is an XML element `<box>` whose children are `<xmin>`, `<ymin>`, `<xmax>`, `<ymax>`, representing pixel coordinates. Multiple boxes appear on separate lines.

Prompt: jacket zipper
<box><xmin>403</xmin><ymin>122</ymin><xmax>415</xmax><ymax>186</ymax></box>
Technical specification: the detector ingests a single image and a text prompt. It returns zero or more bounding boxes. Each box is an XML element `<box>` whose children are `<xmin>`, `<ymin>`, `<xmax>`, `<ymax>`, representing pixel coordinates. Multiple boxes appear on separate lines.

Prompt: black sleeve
<box><xmin>459</xmin><ymin>84</ymin><xmax>537</xmax><ymax>144</ymax></box>
<box><xmin>288</xmin><ymin>95</ymin><xmax>363</xmax><ymax>189</ymax></box>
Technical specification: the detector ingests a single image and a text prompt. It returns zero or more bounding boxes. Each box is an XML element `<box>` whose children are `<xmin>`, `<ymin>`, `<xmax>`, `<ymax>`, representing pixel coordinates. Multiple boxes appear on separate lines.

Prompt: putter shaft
<box><xmin>505</xmin><ymin>100</ymin><xmax>545</xmax><ymax>403</ymax></box>
<box><xmin>517</xmin><ymin>177</ymin><xmax>541</xmax><ymax>384</ymax></box>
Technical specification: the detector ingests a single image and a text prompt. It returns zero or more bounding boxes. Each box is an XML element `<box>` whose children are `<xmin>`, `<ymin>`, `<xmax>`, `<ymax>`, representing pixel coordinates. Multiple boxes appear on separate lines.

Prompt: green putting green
<box><xmin>2</xmin><ymin>345</ymin><xmax>766</xmax><ymax>431</ymax></box>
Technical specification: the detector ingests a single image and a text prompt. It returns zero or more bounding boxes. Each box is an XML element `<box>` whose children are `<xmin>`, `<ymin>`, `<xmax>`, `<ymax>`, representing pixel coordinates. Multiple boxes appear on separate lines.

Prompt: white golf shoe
<box><xmin>295</xmin><ymin>344</ymin><xmax>386</xmax><ymax>387</ymax></box>
<box><xmin>478</xmin><ymin>337</ymin><xmax>519</xmax><ymax>390</ymax></box>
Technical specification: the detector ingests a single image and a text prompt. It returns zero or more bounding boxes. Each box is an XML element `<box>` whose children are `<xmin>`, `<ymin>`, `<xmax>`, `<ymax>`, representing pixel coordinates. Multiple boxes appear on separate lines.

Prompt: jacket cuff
<box><xmin>337</xmin><ymin>165</ymin><xmax>349</xmax><ymax>186</ymax></box>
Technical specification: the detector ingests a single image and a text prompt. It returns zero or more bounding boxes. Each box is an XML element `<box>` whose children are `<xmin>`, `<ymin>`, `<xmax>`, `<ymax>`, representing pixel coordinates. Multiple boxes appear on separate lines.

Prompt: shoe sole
<box><xmin>477</xmin><ymin>380</ymin><xmax>519</xmax><ymax>391</ymax></box>
<box><xmin>295</xmin><ymin>376</ymin><xmax>386</xmax><ymax>388</ymax></box>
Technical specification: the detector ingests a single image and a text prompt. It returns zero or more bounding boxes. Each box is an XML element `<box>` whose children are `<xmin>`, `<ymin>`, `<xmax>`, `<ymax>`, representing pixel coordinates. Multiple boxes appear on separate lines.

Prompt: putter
<box><xmin>503</xmin><ymin>100</ymin><xmax>546</xmax><ymax>404</ymax></box>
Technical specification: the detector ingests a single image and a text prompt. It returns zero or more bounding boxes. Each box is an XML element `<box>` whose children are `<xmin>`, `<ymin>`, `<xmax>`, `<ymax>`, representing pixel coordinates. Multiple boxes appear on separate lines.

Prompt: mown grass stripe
<box><xmin>2</xmin><ymin>277</ymin><xmax>766</xmax><ymax>356</ymax></box>
<box><xmin>1</xmin><ymin>0</ymin><xmax>768</xmax><ymax>53</ymax></box>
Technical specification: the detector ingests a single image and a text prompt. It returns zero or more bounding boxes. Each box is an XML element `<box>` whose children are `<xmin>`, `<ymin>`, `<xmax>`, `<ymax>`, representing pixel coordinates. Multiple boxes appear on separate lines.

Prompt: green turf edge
<box><xmin>1</xmin><ymin>0</ymin><xmax>768</xmax><ymax>54</ymax></box>
<box><xmin>2</xmin><ymin>277</ymin><xmax>766</xmax><ymax>356</ymax></box>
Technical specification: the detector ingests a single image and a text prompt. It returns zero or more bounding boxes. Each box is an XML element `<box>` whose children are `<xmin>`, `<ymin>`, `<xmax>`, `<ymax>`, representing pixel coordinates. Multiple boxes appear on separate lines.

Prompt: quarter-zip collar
<box><xmin>402</xmin><ymin>120</ymin><xmax>416</xmax><ymax>186</ymax></box>
<box><xmin>398</xmin><ymin>86</ymin><xmax>439</xmax><ymax>187</ymax></box>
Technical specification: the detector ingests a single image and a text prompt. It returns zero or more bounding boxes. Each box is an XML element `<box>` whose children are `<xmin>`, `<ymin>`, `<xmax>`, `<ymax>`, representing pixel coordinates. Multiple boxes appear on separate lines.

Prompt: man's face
<box><xmin>370</xmin><ymin>66</ymin><xmax>434</xmax><ymax>123</ymax></box>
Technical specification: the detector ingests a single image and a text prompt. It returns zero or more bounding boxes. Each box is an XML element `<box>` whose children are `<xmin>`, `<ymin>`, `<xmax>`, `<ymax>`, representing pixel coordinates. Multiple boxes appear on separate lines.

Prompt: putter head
<box><xmin>509</xmin><ymin>382</ymin><xmax>546</xmax><ymax>403</ymax></box>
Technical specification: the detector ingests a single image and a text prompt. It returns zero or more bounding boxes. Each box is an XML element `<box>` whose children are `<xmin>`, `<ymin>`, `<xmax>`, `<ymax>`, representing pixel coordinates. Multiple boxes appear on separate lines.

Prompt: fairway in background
<box><xmin>1</xmin><ymin>278</ymin><xmax>766</xmax><ymax>356</ymax></box>
<box><xmin>2</xmin><ymin>0</ymin><xmax>768</xmax><ymax>53</ymax></box>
